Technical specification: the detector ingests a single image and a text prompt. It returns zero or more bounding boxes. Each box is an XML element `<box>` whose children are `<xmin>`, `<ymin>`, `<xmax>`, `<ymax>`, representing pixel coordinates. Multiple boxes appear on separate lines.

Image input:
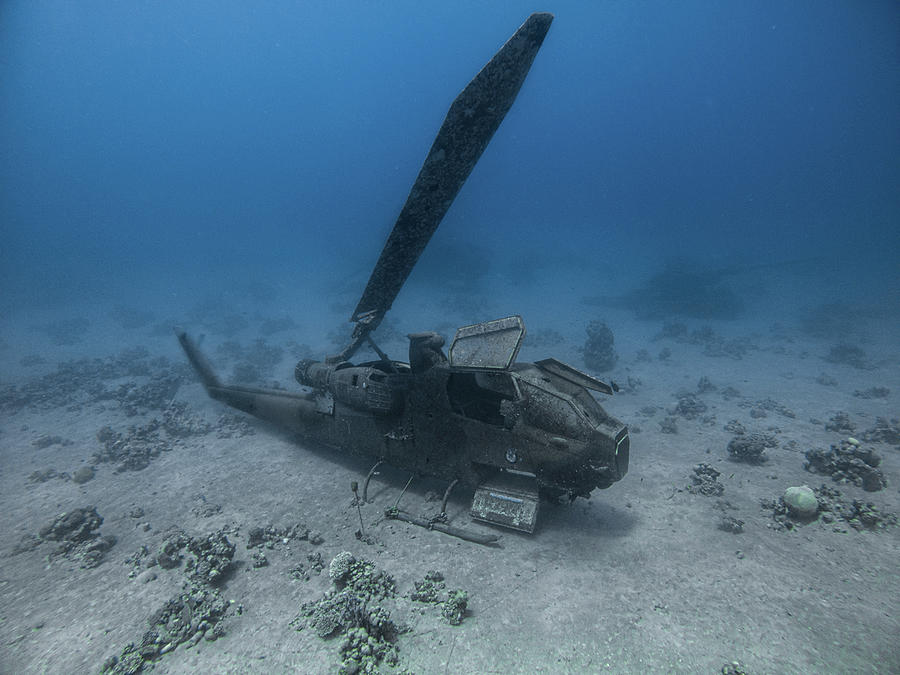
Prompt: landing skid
<box><xmin>384</xmin><ymin>508</ymin><xmax>500</xmax><ymax>547</ymax></box>
<box><xmin>366</xmin><ymin>466</ymin><xmax>541</xmax><ymax>544</ymax></box>
<box><xmin>361</xmin><ymin>466</ymin><xmax>501</xmax><ymax>546</ymax></box>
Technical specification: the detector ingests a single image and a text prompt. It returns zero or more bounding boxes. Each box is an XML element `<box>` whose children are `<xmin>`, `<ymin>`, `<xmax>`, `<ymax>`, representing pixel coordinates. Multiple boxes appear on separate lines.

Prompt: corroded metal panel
<box><xmin>470</xmin><ymin>472</ymin><xmax>539</xmax><ymax>533</ymax></box>
<box><xmin>449</xmin><ymin>315</ymin><xmax>525</xmax><ymax>369</ymax></box>
<box><xmin>535</xmin><ymin>357</ymin><xmax>615</xmax><ymax>396</ymax></box>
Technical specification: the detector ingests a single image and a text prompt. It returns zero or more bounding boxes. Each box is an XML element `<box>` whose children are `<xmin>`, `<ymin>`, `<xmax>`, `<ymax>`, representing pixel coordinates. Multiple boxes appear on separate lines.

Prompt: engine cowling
<box><xmin>295</xmin><ymin>360</ymin><xmax>402</xmax><ymax>415</ymax></box>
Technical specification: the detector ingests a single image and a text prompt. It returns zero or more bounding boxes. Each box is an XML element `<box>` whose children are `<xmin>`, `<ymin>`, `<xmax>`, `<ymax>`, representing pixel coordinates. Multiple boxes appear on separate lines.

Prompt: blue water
<box><xmin>2</xmin><ymin>6</ymin><xmax>900</xmax><ymax>672</ymax></box>
<box><xmin>1</xmin><ymin>1</ymin><xmax>898</xmax><ymax>319</ymax></box>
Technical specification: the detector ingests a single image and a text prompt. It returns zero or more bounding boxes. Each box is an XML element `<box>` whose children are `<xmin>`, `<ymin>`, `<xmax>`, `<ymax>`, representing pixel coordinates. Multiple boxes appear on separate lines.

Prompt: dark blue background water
<box><xmin>2</xmin><ymin>1</ymin><xmax>898</xmax><ymax>313</ymax></box>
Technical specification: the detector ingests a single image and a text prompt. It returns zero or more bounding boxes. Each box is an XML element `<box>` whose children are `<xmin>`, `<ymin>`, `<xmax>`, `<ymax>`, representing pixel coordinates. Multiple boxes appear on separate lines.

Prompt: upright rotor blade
<box><xmin>351</xmin><ymin>13</ymin><xmax>553</xmax><ymax>330</ymax></box>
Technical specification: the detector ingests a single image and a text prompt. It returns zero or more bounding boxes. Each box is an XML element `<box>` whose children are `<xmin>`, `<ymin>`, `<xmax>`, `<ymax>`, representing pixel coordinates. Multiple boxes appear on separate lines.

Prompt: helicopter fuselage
<box><xmin>174</xmin><ymin>14</ymin><xmax>632</xmax><ymax>535</ymax></box>
<box><xmin>191</xmin><ymin>341</ymin><xmax>629</xmax><ymax>501</ymax></box>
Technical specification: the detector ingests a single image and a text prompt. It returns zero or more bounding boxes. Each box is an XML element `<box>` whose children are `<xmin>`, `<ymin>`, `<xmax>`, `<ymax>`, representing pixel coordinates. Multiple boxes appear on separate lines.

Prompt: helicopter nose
<box><xmin>586</xmin><ymin>427</ymin><xmax>629</xmax><ymax>488</ymax></box>
<box><xmin>613</xmin><ymin>429</ymin><xmax>630</xmax><ymax>478</ymax></box>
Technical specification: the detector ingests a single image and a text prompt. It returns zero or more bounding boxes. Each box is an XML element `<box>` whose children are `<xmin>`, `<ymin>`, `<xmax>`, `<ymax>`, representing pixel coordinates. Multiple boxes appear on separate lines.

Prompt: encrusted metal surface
<box><xmin>349</xmin><ymin>14</ymin><xmax>554</xmax><ymax>340</ymax></box>
<box><xmin>449</xmin><ymin>315</ymin><xmax>525</xmax><ymax>369</ymax></box>
<box><xmin>471</xmin><ymin>472</ymin><xmax>540</xmax><ymax>533</ymax></box>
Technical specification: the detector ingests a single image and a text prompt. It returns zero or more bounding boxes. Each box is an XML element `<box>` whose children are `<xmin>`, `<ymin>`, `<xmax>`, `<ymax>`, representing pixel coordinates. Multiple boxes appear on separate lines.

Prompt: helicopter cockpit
<box><xmin>446</xmin><ymin>370</ymin><xmax>519</xmax><ymax>426</ymax></box>
<box><xmin>442</xmin><ymin>316</ymin><xmax>616</xmax><ymax>439</ymax></box>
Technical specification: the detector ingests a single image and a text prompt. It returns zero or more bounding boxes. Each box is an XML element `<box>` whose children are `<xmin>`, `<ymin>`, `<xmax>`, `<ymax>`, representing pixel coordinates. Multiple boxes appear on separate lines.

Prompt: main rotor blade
<box><xmin>351</xmin><ymin>12</ymin><xmax>553</xmax><ymax>326</ymax></box>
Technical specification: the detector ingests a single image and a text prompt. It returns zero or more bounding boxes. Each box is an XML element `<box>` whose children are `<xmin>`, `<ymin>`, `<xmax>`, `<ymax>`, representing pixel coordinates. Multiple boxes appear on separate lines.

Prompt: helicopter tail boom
<box><xmin>175</xmin><ymin>329</ymin><xmax>221</xmax><ymax>389</ymax></box>
<box><xmin>175</xmin><ymin>329</ymin><xmax>321</xmax><ymax>434</ymax></box>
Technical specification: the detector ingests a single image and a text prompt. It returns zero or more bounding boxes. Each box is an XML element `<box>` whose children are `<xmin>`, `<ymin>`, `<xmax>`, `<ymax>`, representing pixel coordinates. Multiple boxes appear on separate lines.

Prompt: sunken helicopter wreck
<box><xmin>177</xmin><ymin>13</ymin><xmax>629</xmax><ymax>540</ymax></box>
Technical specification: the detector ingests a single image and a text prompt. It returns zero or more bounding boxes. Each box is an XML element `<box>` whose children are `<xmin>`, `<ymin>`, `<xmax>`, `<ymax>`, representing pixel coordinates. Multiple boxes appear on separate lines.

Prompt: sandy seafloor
<box><xmin>1</xmin><ymin>266</ymin><xmax>898</xmax><ymax>675</ymax></box>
